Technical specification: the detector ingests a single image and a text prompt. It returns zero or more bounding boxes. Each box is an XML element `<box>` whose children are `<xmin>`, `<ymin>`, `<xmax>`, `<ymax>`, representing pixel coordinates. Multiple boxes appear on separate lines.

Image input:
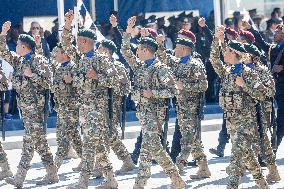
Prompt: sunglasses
<box><xmin>32</xmin><ymin>27</ymin><xmax>40</xmax><ymax>30</ymax></box>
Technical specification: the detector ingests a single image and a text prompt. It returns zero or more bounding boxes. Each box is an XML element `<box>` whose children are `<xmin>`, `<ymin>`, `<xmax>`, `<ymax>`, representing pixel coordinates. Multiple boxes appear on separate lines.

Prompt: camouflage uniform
<box><xmin>250</xmin><ymin>57</ymin><xmax>280</xmax><ymax>182</ymax></box>
<box><xmin>0</xmin><ymin>35</ymin><xmax>58</xmax><ymax>188</ymax></box>
<box><xmin>157</xmin><ymin>44</ymin><xmax>210</xmax><ymax>177</ymax></box>
<box><xmin>51</xmin><ymin>57</ymin><xmax>82</xmax><ymax>170</ymax></box>
<box><xmin>210</xmin><ymin>38</ymin><xmax>269</xmax><ymax>188</ymax></box>
<box><xmin>0</xmin><ymin>66</ymin><xmax>12</xmax><ymax>180</ymax></box>
<box><xmin>93</xmin><ymin>59</ymin><xmax>134</xmax><ymax>177</ymax></box>
<box><xmin>121</xmin><ymin>33</ymin><xmax>185</xmax><ymax>189</ymax></box>
<box><xmin>62</xmin><ymin>28</ymin><xmax>118</xmax><ymax>189</ymax></box>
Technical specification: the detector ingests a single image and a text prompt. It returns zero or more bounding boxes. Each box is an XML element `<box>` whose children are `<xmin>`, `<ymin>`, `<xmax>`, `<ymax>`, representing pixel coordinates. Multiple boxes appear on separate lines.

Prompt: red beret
<box><xmin>239</xmin><ymin>29</ymin><xmax>255</xmax><ymax>43</ymax></box>
<box><xmin>225</xmin><ymin>27</ymin><xmax>238</xmax><ymax>38</ymax></box>
<box><xmin>145</xmin><ymin>28</ymin><xmax>158</xmax><ymax>39</ymax></box>
<box><xmin>178</xmin><ymin>29</ymin><xmax>196</xmax><ymax>43</ymax></box>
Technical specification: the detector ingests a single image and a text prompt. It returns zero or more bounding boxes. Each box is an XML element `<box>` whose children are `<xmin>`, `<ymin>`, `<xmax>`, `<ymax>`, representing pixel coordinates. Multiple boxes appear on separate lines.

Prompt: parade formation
<box><xmin>0</xmin><ymin>7</ymin><xmax>284</xmax><ymax>189</ymax></box>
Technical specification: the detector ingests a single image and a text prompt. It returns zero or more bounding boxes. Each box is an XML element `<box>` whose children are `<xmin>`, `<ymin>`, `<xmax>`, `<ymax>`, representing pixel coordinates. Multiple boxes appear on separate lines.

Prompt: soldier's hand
<box><xmin>272</xmin><ymin>65</ymin><xmax>284</xmax><ymax>73</ymax></box>
<box><xmin>110</xmin><ymin>14</ymin><xmax>118</xmax><ymax>27</ymax></box>
<box><xmin>198</xmin><ymin>17</ymin><xmax>206</xmax><ymax>28</ymax></box>
<box><xmin>34</xmin><ymin>35</ymin><xmax>41</xmax><ymax>46</ymax></box>
<box><xmin>235</xmin><ymin>76</ymin><xmax>245</xmax><ymax>87</ymax></box>
<box><xmin>242</xmin><ymin>20</ymin><xmax>251</xmax><ymax>30</ymax></box>
<box><xmin>23</xmin><ymin>68</ymin><xmax>33</xmax><ymax>78</ymax></box>
<box><xmin>1</xmin><ymin>21</ymin><xmax>11</xmax><ymax>35</ymax></box>
<box><xmin>140</xmin><ymin>28</ymin><xmax>150</xmax><ymax>37</ymax></box>
<box><xmin>176</xmin><ymin>81</ymin><xmax>184</xmax><ymax>90</ymax></box>
<box><xmin>86</xmin><ymin>69</ymin><xmax>98</xmax><ymax>80</ymax></box>
<box><xmin>64</xmin><ymin>10</ymin><xmax>74</xmax><ymax>29</ymax></box>
<box><xmin>143</xmin><ymin>89</ymin><xmax>153</xmax><ymax>98</ymax></box>
<box><xmin>156</xmin><ymin>34</ymin><xmax>165</xmax><ymax>45</ymax></box>
<box><xmin>126</xmin><ymin>16</ymin><xmax>136</xmax><ymax>34</ymax></box>
<box><xmin>63</xmin><ymin>73</ymin><xmax>73</xmax><ymax>83</ymax></box>
<box><xmin>215</xmin><ymin>26</ymin><xmax>225</xmax><ymax>43</ymax></box>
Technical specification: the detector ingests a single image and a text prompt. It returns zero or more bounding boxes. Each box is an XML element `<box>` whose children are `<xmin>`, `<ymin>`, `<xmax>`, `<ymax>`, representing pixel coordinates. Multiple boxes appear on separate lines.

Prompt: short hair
<box><xmin>140</xmin><ymin>44</ymin><xmax>156</xmax><ymax>54</ymax></box>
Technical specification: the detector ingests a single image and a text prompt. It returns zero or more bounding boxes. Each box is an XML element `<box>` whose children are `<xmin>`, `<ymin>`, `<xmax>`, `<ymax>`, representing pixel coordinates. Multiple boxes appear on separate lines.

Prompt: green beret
<box><xmin>101</xmin><ymin>39</ymin><xmax>117</xmax><ymax>53</ymax></box>
<box><xmin>176</xmin><ymin>38</ymin><xmax>195</xmax><ymax>48</ymax></box>
<box><xmin>227</xmin><ymin>40</ymin><xmax>247</xmax><ymax>54</ymax></box>
<box><xmin>18</xmin><ymin>34</ymin><xmax>36</xmax><ymax>49</ymax></box>
<box><xmin>78</xmin><ymin>29</ymin><xmax>97</xmax><ymax>40</ymax></box>
<box><xmin>243</xmin><ymin>43</ymin><xmax>261</xmax><ymax>57</ymax></box>
<box><xmin>138</xmin><ymin>37</ymin><xmax>158</xmax><ymax>51</ymax></box>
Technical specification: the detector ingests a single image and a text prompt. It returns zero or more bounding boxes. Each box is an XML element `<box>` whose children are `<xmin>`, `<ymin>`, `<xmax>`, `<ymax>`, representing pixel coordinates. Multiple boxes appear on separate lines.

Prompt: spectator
<box><xmin>47</xmin><ymin>18</ymin><xmax>59</xmax><ymax>51</ymax></box>
<box><xmin>28</xmin><ymin>21</ymin><xmax>51</xmax><ymax>58</ymax></box>
<box><xmin>263</xmin><ymin>18</ymin><xmax>283</xmax><ymax>43</ymax></box>
<box><xmin>273</xmin><ymin>7</ymin><xmax>282</xmax><ymax>19</ymax></box>
<box><xmin>7</xmin><ymin>25</ymin><xmax>20</xmax><ymax>52</ymax></box>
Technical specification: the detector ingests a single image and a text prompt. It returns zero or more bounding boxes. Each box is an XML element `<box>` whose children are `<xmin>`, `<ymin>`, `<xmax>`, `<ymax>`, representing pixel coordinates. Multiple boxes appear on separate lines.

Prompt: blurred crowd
<box><xmin>1</xmin><ymin>7</ymin><xmax>284</xmax><ymax>119</ymax></box>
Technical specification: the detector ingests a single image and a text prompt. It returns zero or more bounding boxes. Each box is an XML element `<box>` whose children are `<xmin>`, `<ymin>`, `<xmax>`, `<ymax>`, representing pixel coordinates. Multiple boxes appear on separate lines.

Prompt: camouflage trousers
<box><xmin>226</xmin><ymin>112</ymin><xmax>265</xmax><ymax>187</ymax></box>
<box><xmin>79</xmin><ymin>98</ymin><xmax>114</xmax><ymax>177</ymax></box>
<box><xmin>0</xmin><ymin>140</ymin><xmax>8</xmax><ymax>164</ymax></box>
<box><xmin>55</xmin><ymin>104</ymin><xmax>82</xmax><ymax>159</ymax></box>
<box><xmin>135</xmin><ymin>107</ymin><xmax>180</xmax><ymax>185</ymax></box>
<box><xmin>175</xmin><ymin>101</ymin><xmax>207</xmax><ymax>163</ymax></box>
<box><xmin>18</xmin><ymin>104</ymin><xmax>54</xmax><ymax>171</ymax></box>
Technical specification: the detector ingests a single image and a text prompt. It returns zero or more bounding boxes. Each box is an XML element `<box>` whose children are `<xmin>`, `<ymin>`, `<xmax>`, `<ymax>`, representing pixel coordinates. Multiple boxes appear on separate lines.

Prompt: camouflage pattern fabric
<box><xmin>121</xmin><ymin>33</ymin><xmax>181</xmax><ymax>185</ymax></box>
<box><xmin>52</xmin><ymin>59</ymin><xmax>82</xmax><ymax>161</ymax></box>
<box><xmin>209</xmin><ymin>38</ymin><xmax>267</xmax><ymax>187</ymax></box>
<box><xmin>0</xmin><ymin>35</ymin><xmax>55</xmax><ymax>173</ymax></box>
<box><xmin>61</xmin><ymin>28</ymin><xmax>118</xmax><ymax>180</ymax></box>
<box><xmin>157</xmin><ymin>44</ymin><xmax>208</xmax><ymax>165</ymax></box>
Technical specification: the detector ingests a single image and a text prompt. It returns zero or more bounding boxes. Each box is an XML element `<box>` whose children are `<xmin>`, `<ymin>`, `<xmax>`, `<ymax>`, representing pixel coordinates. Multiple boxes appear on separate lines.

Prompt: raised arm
<box><xmin>242</xmin><ymin>21</ymin><xmax>270</xmax><ymax>52</ymax></box>
<box><xmin>198</xmin><ymin>17</ymin><xmax>214</xmax><ymax>45</ymax></box>
<box><xmin>110</xmin><ymin>14</ymin><xmax>123</xmax><ymax>50</ymax></box>
<box><xmin>0</xmin><ymin>21</ymin><xmax>18</xmax><ymax>66</ymax></box>
<box><xmin>120</xmin><ymin>16</ymin><xmax>139</xmax><ymax>70</ymax></box>
<box><xmin>61</xmin><ymin>10</ymin><xmax>77</xmax><ymax>61</ymax></box>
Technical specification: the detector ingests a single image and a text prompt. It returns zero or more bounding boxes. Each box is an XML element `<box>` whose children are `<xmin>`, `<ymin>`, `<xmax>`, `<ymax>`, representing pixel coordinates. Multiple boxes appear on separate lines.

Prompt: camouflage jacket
<box><xmin>0</xmin><ymin>66</ymin><xmax>8</xmax><ymax>91</ymax></box>
<box><xmin>157</xmin><ymin>44</ymin><xmax>208</xmax><ymax>100</ymax></box>
<box><xmin>52</xmin><ymin>60</ymin><xmax>79</xmax><ymax>105</ymax></box>
<box><xmin>209</xmin><ymin>38</ymin><xmax>267</xmax><ymax>117</ymax></box>
<box><xmin>0</xmin><ymin>35</ymin><xmax>52</xmax><ymax>108</ymax></box>
<box><xmin>61</xmin><ymin>28</ymin><xmax>119</xmax><ymax>104</ymax></box>
<box><xmin>253</xmin><ymin>59</ymin><xmax>275</xmax><ymax>112</ymax></box>
<box><xmin>121</xmin><ymin>33</ymin><xmax>176</xmax><ymax>108</ymax></box>
<box><xmin>113</xmin><ymin>60</ymin><xmax>130</xmax><ymax>97</ymax></box>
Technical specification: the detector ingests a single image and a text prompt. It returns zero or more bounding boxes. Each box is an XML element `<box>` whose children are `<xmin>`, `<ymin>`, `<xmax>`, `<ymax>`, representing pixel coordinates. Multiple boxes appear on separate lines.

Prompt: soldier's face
<box><xmin>54</xmin><ymin>48</ymin><xmax>65</xmax><ymax>63</ymax></box>
<box><xmin>16</xmin><ymin>41</ymin><xmax>29</xmax><ymax>56</ymax></box>
<box><xmin>174</xmin><ymin>45</ymin><xmax>191</xmax><ymax>58</ymax></box>
<box><xmin>223</xmin><ymin>47</ymin><xmax>238</xmax><ymax>64</ymax></box>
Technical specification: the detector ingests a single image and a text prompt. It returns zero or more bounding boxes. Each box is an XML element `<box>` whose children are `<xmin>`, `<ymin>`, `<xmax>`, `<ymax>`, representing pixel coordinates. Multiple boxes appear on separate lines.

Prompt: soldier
<box><xmin>0</xmin><ymin>66</ymin><xmax>12</xmax><ymax>180</ymax></box>
<box><xmin>0</xmin><ymin>21</ymin><xmax>58</xmax><ymax>187</ymax></box>
<box><xmin>62</xmin><ymin>10</ymin><xmax>118</xmax><ymax>189</ymax></box>
<box><xmin>244</xmin><ymin>22</ymin><xmax>284</xmax><ymax>153</ymax></box>
<box><xmin>242</xmin><ymin>43</ymin><xmax>281</xmax><ymax>183</ymax></box>
<box><xmin>91</xmin><ymin>39</ymin><xmax>135</xmax><ymax>177</ymax></box>
<box><xmin>121</xmin><ymin>16</ymin><xmax>185</xmax><ymax>189</ymax></box>
<box><xmin>50</xmin><ymin>43</ymin><xmax>83</xmax><ymax>172</ymax></box>
<box><xmin>211</xmin><ymin>26</ymin><xmax>269</xmax><ymax>188</ymax></box>
<box><xmin>156</xmin><ymin>30</ymin><xmax>211</xmax><ymax>179</ymax></box>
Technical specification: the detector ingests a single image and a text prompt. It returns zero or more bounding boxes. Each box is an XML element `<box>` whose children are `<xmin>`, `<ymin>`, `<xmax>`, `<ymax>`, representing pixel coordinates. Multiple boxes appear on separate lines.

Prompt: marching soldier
<box><xmin>92</xmin><ymin>39</ymin><xmax>136</xmax><ymax>177</ymax></box>
<box><xmin>50</xmin><ymin>43</ymin><xmax>83</xmax><ymax>172</ymax></box>
<box><xmin>211</xmin><ymin>26</ymin><xmax>269</xmax><ymax>188</ymax></box>
<box><xmin>62</xmin><ymin>10</ymin><xmax>119</xmax><ymax>189</ymax></box>
<box><xmin>156</xmin><ymin>30</ymin><xmax>211</xmax><ymax>179</ymax></box>
<box><xmin>121</xmin><ymin>16</ymin><xmax>185</xmax><ymax>189</ymax></box>
<box><xmin>0</xmin><ymin>66</ymin><xmax>12</xmax><ymax>180</ymax></box>
<box><xmin>0</xmin><ymin>21</ymin><xmax>58</xmax><ymax>187</ymax></box>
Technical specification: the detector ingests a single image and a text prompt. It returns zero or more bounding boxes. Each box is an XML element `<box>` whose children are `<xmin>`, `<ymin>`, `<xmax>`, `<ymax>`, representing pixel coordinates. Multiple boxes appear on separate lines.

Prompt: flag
<box><xmin>77</xmin><ymin>0</ymin><xmax>83</xmax><ymax>10</ymax></box>
<box><xmin>84</xmin><ymin>11</ymin><xmax>93</xmax><ymax>29</ymax></box>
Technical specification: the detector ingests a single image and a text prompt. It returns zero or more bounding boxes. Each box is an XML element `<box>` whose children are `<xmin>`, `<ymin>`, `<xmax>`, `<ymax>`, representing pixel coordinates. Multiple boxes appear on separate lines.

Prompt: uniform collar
<box><xmin>61</xmin><ymin>60</ymin><xmax>70</xmax><ymax>67</ymax></box>
<box><xmin>144</xmin><ymin>58</ymin><xmax>155</xmax><ymax>67</ymax></box>
<box><xmin>85</xmin><ymin>50</ymin><xmax>94</xmax><ymax>58</ymax></box>
<box><xmin>231</xmin><ymin>63</ymin><xmax>243</xmax><ymax>75</ymax></box>
<box><xmin>23</xmin><ymin>52</ymin><xmax>33</xmax><ymax>64</ymax></box>
<box><xmin>179</xmin><ymin>54</ymin><xmax>191</xmax><ymax>64</ymax></box>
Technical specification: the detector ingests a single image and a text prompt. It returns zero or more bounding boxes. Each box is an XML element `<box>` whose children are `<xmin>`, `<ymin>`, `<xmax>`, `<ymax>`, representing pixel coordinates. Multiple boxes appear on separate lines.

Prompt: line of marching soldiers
<box><xmin>0</xmin><ymin>10</ymin><xmax>284</xmax><ymax>189</ymax></box>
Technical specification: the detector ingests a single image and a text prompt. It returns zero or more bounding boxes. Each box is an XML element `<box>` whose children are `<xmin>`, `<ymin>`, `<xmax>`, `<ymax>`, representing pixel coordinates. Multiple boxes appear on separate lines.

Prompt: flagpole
<box><xmin>57</xmin><ymin>0</ymin><xmax>64</xmax><ymax>41</ymax></box>
<box><xmin>90</xmin><ymin>0</ymin><xmax>96</xmax><ymax>21</ymax></box>
<box><xmin>114</xmin><ymin>0</ymin><xmax>118</xmax><ymax>11</ymax></box>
